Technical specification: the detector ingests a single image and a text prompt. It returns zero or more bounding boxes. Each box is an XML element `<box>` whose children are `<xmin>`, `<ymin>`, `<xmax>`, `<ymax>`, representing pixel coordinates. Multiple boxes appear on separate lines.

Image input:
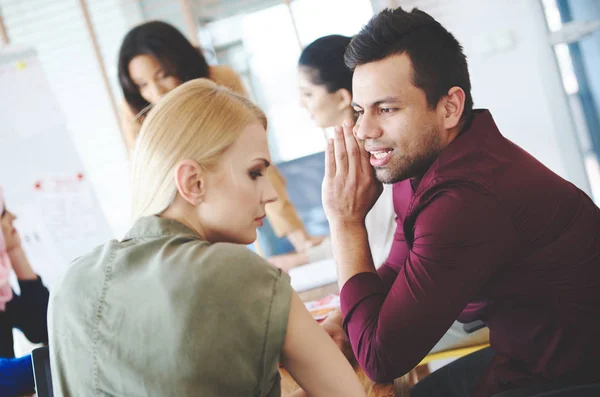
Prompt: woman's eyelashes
<box><xmin>249</xmin><ymin>169</ymin><xmax>264</xmax><ymax>180</ymax></box>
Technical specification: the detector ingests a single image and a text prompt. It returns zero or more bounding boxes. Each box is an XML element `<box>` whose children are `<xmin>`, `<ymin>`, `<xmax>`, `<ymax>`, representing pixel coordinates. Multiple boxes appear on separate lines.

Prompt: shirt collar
<box><xmin>407</xmin><ymin>109</ymin><xmax>496</xmax><ymax>193</ymax></box>
<box><xmin>123</xmin><ymin>216</ymin><xmax>200</xmax><ymax>241</ymax></box>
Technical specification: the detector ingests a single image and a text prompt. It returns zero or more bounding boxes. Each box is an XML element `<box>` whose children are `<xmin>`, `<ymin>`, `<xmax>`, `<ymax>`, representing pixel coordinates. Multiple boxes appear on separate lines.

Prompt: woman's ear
<box><xmin>173</xmin><ymin>159</ymin><xmax>206</xmax><ymax>206</ymax></box>
<box><xmin>336</xmin><ymin>88</ymin><xmax>353</xmax><ymax>110</ymax></box>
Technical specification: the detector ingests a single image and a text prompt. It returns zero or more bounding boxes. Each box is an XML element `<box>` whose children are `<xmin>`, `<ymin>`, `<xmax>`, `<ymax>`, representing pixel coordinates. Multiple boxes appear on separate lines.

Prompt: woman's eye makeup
<box><xmin>249</xmin><ymin>170</ymin><xmax>263</xmax><ymax>180</ymax></box>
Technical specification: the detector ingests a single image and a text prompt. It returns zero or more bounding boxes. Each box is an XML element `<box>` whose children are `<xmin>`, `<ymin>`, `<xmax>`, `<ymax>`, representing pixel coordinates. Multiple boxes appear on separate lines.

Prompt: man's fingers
<box><xmin>333</xmin><ymin>126</ymin><xmax>348</xmax><ymax>176</ymax></box>
<box><xmin>324</xmin><ymin>138</ymin><xmax>336</xmax><ymax>179</ymax></box>
<box><xmin>352</xmin><ymin>123</ymin><xmax>372</xmax><ymax>174</ymax></box>
<box><xmin>342</xmin><ymin>120</ymin><xmax>361</xmax><ymax>177</ymax></box>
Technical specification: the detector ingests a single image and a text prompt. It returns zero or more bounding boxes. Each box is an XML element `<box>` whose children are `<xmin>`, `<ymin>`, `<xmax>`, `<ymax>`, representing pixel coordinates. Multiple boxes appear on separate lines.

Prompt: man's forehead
<box><xmin>352</xmin><ymin>54</ymin><xmax>413</xmax><ymax>106</ymax></box>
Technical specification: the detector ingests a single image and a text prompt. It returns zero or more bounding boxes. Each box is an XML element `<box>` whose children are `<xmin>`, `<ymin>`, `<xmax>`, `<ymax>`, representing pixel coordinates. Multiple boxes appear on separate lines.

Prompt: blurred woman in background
<box><xmin>0</xmin><ymin>187</ymin><xmax>49</xmax><ymax>396</ymax></box>
<box><xmin>268</xmin><ymin>35</ymin><xmax>396</xmax><ymax>271</ymax></box>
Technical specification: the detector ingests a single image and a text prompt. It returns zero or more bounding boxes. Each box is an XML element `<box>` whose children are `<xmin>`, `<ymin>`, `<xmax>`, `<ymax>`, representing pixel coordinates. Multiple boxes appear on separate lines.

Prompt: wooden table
<box><xmin>280</xmin><ymin>358</ymin><xmax>396</xmax><ymax>397</ymax></box>
<box><xmin>297</xmin><ymin>282</ymin><xmax>339</xmax><ymax>301</ymax></box>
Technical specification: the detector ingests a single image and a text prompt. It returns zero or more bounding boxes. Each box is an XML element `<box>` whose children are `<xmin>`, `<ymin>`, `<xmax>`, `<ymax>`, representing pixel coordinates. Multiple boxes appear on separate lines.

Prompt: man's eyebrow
<box><xmin>352</xmin><ymin>96</ymin><xmax>404</xmax><ymax>109</ymax></box>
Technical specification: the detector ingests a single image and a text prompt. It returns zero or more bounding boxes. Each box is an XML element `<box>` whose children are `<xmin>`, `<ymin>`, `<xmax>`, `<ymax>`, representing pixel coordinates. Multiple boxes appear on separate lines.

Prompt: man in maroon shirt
<box><xmin>321</xmin><ymin>6</ymin><xmax>600</xmax><ymax>397</ymax></box>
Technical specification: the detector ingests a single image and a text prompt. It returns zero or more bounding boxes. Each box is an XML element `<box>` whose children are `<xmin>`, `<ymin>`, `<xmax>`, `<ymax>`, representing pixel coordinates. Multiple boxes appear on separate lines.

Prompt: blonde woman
<box><xmin>117</xmin><ymin>21</ymin><xmax>318</xmax><ymax>253</ymax></box>
<box><xmin>48</xmin><ymin>79</ymin><xmax>365</xmax><ymax>397</ymax></box>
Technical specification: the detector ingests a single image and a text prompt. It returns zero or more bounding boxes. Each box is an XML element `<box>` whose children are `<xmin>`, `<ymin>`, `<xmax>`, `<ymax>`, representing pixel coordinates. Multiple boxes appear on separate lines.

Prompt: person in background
<box><xmin>117</xmin><ymin>20</ymin><xmax>319</xmax><ymax>256</ymax></box>
<box><xmin>268</xmin><ymin>35</ymin><xmax>396</xmax><ymax>271</ymax></box>
<box><xmin>0</xmin><ymin>187</ymin><xmax>49</xmax><ymax>359</ymax></box>
<box><xmin>321</xmin><ymin>6</ymin><xmax>600</xmax><ymax>397</ymax></box>
<box><xmin>48</xmin><ymin>79</ymin><xmax>366</xmax><ymax>397</ymax></box>
<box><xmin>0</xmin><ymin>188</ymin><xmax>49</xmax><ymax>396</ymax></box>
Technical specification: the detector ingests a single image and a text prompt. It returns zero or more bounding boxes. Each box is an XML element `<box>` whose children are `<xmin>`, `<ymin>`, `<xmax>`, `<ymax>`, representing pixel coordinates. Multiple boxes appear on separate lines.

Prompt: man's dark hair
<box><xmin>345</xmin><ymin>7</ymin><xmax>473</xmax><ymax>122</ymax></box>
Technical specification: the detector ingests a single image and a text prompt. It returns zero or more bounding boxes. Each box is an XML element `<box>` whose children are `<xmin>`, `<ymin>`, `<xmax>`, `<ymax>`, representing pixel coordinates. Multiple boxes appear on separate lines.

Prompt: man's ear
<box><xmin>441</xmin><ymin>86</ymin><xmax>466</xmax><ymax>130</ymax></box>
<box><xmin>173</xmin><ymin>159</ymin><xmax>206</xmax><ymax>206</ymax></box>
<box><xmin>336</xmin><ymin>88</ymin><xmax>353</xmax><ymax>110</ymax></box>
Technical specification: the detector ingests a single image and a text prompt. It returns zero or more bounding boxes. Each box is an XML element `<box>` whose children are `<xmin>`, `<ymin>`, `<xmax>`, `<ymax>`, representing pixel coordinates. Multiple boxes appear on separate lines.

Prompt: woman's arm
<box><xmin>8</xmin><ymin>247</ymin><xmax>49</xmax><ymax>344</ymax></box>
<box><xmin>281</xmin><ymin>291</ymin><xmax>366</xmax><ymax>397</ymax></box>
<box><xmin>268</xmin><ymin>236</ymin><xmax>330</xmax><ymax>271</ymax></box>
<box><xmin>9</xmin><ymin>247</ymin><xmax>36</xmax><ymax>281</ymax></box>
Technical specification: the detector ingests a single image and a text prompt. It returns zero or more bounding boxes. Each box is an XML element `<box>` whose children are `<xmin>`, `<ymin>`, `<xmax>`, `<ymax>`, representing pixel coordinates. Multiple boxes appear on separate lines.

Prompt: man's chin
<box><xmin>375</xmin><ymin>168</ymin><xmax>407</xmax><ymax>184</ymax></box>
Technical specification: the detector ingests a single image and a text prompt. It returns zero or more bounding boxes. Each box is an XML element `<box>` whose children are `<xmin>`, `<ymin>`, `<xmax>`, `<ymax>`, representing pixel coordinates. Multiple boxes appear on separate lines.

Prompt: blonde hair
<box><xmin>131</xmin><ymin>78</ymin><xmax>267</xmax><ymax>219</ymax></box>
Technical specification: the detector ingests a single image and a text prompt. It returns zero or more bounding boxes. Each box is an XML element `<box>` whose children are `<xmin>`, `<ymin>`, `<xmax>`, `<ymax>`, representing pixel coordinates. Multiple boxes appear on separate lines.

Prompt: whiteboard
<box><xmin>0</xmin><ymin>47</ymin><xmax>112</xmax><ymax>289</ymax></box>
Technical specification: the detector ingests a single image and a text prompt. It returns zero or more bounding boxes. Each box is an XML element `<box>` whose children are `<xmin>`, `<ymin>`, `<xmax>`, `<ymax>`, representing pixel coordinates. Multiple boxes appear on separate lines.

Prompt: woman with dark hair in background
<box><xmin>268</xmin><ymin>35</ymin><xmax>396</xmax><ymax>271</ymax></box>
<box><xmin>298</xmin><ymin>35</ymin><xmax>356</xmax><ymax>130</ymax></box>
<box><xmin>117</xmin><ymin>20</ymin><xmax>246</xmax><ymax>154</ymax></box>
<box><xmin>117</xmin><ymin>20</ymin><xmax>320</xmax><ymax>255</ymax></box>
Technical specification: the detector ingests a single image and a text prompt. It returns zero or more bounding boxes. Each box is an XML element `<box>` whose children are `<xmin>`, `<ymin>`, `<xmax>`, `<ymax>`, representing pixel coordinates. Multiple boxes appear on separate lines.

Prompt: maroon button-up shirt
<box><xmin>340</xmin><ymin>110</ymin><xmax>600</xmax><ymax>397</ymax></box>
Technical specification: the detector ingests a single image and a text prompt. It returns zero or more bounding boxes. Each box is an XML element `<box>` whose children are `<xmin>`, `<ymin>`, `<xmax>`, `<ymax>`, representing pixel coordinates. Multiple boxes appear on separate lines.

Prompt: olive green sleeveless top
<box><xmin>48</xmin><ymin>216</ymin><xmax>291</xmax><ymax>396</ymax></box>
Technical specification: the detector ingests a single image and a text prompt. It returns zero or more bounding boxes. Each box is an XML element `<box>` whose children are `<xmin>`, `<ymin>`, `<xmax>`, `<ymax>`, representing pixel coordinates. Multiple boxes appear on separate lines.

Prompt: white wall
<box><xmin>1</xmin><ymin>0</ymin><xmax>141</xmax><ymax>238</ymax></box>
<box><xmin>211</xmin><ymin>0</ymin><xmax>374</xmax><ymax>162</ymax></box>
<box><xmin>1</xmin><ymin>0</ymin><xmax>143</xmax><ymax>357</ymax></box>
<box><xmin>371</xmin><ymin>0</ymin><xmax>591</xmax><ymax>193</ymax></box>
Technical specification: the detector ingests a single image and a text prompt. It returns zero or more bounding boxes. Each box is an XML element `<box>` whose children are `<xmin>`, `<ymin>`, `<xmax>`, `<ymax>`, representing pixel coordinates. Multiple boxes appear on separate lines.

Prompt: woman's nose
<box><xmin>263</xmin><ymin>181</ymin><xmax>278</xmax><ymax>205</ymax></box>
<box><xmin>299</xmin><ymin>97</ymin><xmax>307</xmax><ymax>109</ymax></box>
<box><xmin>148</xmin><ymin>83</ymin><xmax>163</xmax><ymax>104</ymax></box>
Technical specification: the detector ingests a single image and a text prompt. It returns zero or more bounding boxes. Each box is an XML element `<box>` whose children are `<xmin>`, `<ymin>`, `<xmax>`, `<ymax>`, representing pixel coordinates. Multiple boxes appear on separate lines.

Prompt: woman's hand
<box><xmin>268</xmin><ymin>252</ymin><xmax>309</xmax><ymax>272</ymax></box>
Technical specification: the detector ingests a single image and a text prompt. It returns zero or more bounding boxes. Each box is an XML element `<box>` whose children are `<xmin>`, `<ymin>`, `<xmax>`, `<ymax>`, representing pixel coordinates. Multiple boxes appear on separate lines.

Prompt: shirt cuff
<box><xmin>340</xmin><ymin>272</ymin><xmax>386</xmax><ymax>318</ymax></box>
<box><xmin>18</xmin><ymin>276</ymin><xmax>44</xmax><ymax>291</ymax></box>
